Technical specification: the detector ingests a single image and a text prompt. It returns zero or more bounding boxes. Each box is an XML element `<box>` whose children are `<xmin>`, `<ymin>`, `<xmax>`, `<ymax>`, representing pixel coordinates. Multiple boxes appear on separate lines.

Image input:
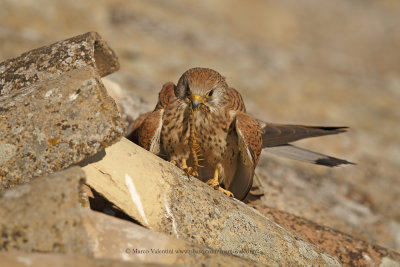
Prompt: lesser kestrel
<box><xmin>128</xmin><ymin>67</ymin><xmax>353</xmax><ymax>200</ymax></box>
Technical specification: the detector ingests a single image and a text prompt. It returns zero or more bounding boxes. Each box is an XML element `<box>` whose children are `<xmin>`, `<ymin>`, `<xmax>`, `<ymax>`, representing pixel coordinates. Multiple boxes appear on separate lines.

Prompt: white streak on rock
<box><xmin>125</xmin><ymin>174</ymin><xmax>148</xmax><ymax>225</ymax></box>
<box><xmin>44</xmin><ymin>89</ymin><xmax>53</xmax><ymax>98</ymax></box>
<box><xmin>16</xmin><ymin>256</ymin><xmax>32</xmax><ymax>266</ymax></box>
<box><xmin>69</xmin><ymin>92</ymin><xmax>79</xmax><ymax>101</ymax></box>
<box><xmin>163</xmin><ymin>195</ymin><xmax>179</xmax><ymax>238</ymax></box>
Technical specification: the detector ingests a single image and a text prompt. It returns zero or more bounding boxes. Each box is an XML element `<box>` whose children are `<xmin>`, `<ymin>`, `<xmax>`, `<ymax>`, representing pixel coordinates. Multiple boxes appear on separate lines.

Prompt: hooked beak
<box><xmin>190</xmin><ymin>94</ymin><xmax>206</xmax><ymax>110</ymax></box>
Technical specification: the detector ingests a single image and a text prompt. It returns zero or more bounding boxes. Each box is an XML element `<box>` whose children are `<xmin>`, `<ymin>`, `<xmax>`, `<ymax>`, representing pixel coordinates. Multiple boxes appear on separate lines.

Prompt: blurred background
<box><xmin>1</xmin><ymin>0</ymin><xmax>399</xmax><ymax>252</ymax></box>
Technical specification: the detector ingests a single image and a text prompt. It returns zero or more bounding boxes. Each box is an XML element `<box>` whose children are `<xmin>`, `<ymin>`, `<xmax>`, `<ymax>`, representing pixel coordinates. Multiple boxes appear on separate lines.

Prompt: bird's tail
<box><xmin>265</xmin><ymin>144</ymin><xmax>355</xmax><ymax>167</ymax></box>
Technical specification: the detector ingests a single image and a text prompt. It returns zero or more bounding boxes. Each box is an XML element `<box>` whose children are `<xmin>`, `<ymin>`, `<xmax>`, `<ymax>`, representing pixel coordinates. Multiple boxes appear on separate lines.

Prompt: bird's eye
<box><xmin>205</xmin><ymin>89</ymin><xmax>214</xmax><ymax>98</ymax></box>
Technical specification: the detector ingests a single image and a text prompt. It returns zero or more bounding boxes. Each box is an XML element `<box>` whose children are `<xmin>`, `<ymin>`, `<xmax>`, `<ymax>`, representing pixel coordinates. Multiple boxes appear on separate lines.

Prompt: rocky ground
<box><xmin>1</xmin><ymin>0</ymin><xmax>400</xmax><ymax>266</ymax></box>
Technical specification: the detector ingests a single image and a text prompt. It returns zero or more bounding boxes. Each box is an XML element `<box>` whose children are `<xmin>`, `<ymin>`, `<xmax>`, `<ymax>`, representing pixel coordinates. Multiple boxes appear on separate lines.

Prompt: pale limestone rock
<box><xmin>81</xmin><ymin>137</ymin><xmax>342</xmax><ymax>266</ymax></box>
<box><xmin>82</xmin><ymin>209</ymin><xmax>262</xmax><ymax>266</ymax></box>
<box><xmin>0</xmin><ymin>251</ymin><xmax>166</xmax><ymax>267</ymax></box>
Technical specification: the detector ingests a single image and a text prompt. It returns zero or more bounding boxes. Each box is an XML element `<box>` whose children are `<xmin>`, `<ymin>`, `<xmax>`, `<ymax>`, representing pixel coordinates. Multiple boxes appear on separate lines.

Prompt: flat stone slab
<box><xmin>0</xmin><ymin>65</ymin><xmax>125</xmax><ymax>190</ymax></box>
<box><xmin>0</xmin><ymin>251</ymin><xmax>168</xmax><ymax>267</ymax></box>
<box><xmin>83</xmin><ymin>209</ymin><xmax>263</xmax><ymax>266</ymax></box>
<box><xmin>0</xmin><ymin>31</ymin><xmax>119</xmax><ymax>95</ymax></box>
<box><xmin>0</xmin><ymin>167</ymin><xmax>90</xmax><ymax>255</ymax></box>
<box><xmin>0</xmin><ymin>165</ymin><xmax>262</xmax><ymax>266</ymax></box>
<box><xmin>81</xmin><ymin>138</ymin><xmax>342</xmax><ymax>266</ymax></box>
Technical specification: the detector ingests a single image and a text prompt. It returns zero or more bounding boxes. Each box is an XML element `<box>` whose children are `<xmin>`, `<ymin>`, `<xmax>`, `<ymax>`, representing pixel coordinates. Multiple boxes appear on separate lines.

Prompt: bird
<box><xmin>127</xmin><ymin>67</ymin><xmax>353</xmax><ymax>200</ymax></box>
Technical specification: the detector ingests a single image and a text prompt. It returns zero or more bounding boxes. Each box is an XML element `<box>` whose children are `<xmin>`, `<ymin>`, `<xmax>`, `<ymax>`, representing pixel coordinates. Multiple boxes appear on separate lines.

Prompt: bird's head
<box><xmin>175</xmin><ymin>67</ymin><xmax>228</xmax><ymax>112</ymax></box>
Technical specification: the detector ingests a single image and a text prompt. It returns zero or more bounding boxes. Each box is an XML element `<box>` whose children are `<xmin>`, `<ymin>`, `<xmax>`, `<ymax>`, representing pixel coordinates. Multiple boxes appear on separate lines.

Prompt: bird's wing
<box><xmin>259</xmin><ymin>121</ymin><xmax>348</xmax><ymax>147</ymax></box>
<box><xmin>129</xmin><ymin>109</ymin><xmax>163</xmax><ymax>154</ymax></box>
<box><xmin>154</xmin><ymin>82</ymin><xmax>176</xmax><ymax>110</ymax></box>
<box><xmin>265</xmin><ymin>144</ymin><xmax>354</xmax><ymax>166</ymax></box>
<box><xmin>224</xmin><ymin>87</ymin><xmax>246</xmax><ymax>112</ymax></box>
<box><xmin>228</xmin><ymin>112</ymin><xmax>262</xmax><ymax>200</ymax></box>
<box><xmin>127</xmin><ymin>111</ymin><xmax>153</xmax><ymax>142</ymax></box>
<box><xmin>259</xmin><ymin>121</ymin><xmax>354</xmax><ymax>166</ymax></box>
<box><xmin>127</xmin><ymin>82</ymin><xmax>176</xmax><ymax>153</ymax></box>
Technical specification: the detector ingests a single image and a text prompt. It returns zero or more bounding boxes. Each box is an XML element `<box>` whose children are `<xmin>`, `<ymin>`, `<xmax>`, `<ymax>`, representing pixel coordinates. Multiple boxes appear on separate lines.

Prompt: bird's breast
<box><xmin>161</xmin><ymin>102</ymin><xmax>190</xmax><ymax>151</ymax></box>
<box><xmin>192</xmin><ymin>111</ymin><xmax>232</xmax><ymax>161</ymax></box>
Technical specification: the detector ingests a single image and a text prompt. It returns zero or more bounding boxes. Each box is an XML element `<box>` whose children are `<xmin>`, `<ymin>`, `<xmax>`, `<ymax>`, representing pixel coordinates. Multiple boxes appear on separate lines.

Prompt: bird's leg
<box><xmin>180</xmin><ymin>158</ymin><xmax>188</xmax><ymax>170</ymax></box>
<box><xmin>180</xmin><ymin>158</ymin><xmax>198</xmax><ymax>177</ymax></box>
<box><xmin>206</xmin><ymin>168</ymin><xmax>234</xmax><ymax>197</ymax></box>
<box><xmin>171</xmin><ymin>158</ymin><xmax>198</xmax><ymax>177</ymax></box>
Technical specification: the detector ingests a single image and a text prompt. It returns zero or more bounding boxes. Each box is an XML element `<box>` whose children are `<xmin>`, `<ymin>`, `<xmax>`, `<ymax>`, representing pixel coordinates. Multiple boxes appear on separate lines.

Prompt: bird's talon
<box><xmin>183</xmin><ymin>166</ymin><xmax>191</xmax><ymax>174</ymax></box>
<box><xmin>206</xmin><ymin>179</ymin><xmax>234</xmax><ymax>197</ymax></box>
<box><xmin>215</xmin><ymin>185</ymin><xmax>234</xmax><ymax>197</ymax></box>
<box><xmin>206</xmin><ymin>179</ymin><xmax>219</xmax><ymax>189</ymax></box>
<box><xmin>191</xmin><ymin>171</ymin><xmax>199</xmax><ymax>177</ymax></box>
<box><xmin>218</xmin><ymin>187</ymin><xmax>234</xmax><ymax>198</ymax></box>
<box><xmin>217</xmin><ymin>186</ymin><xmax>234</xmax><ymax>197</ymax></box>
<box><xmin>181</xmin><ymin>166</ymin><xmax>198</xmax><ymax>177</ymax></box>
<box><xmin>188</xmin><ymin>168</ymin><xmax>199</xmax><ymax>177</ymax></box>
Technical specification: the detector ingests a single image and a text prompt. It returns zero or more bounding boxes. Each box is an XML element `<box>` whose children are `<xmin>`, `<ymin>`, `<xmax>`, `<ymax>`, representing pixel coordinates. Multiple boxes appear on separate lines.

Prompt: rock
<box><xmin>0</xmin><ymin>31</ymin><xmax>119</xmax><ymax>95</ymax></box>
<box><xmin>80</xmin><ymin>137</ymin><xmax>342</xmax><ymax>266</ymax></box>
<box><xmin>0</xmin><ymin>65</ymin><xmax>126</xmax><ymax>190</ymax></box>
<box><xmin>253</xmin><ymin>205</ymin><xmax>400</xmax><ymax>266</ymax></box>
<box><xmin>1</xmin><ymin>0</ymin><xmax>400</xmax><ymax>253</ymax></box>
<box><xmin>0</xmin><ymin>167</ymin><xmax>90</xmax><ymax>255</ymax></box>
<box><xmin>0</xmin><ymin>251</ymin><xmax>167</xmax><ymax>267</ymax></box>
<box><xmin>0</xmin><ymin>165</ymin><xmax>261</xmax><ymax>265</ymax></box>
<box><xmin>83</xmin><ymin>184</ymin><xmax>136</xmax><ymax>221</ymax></box>
<box><xmin>82</xmin><ymin>208</ymin><xmax>263</xmax><ymax>266</ymax></box>
<box><xmin>252</xmin><ymin>153</ymin><xmax>400</xmax><ymax>253</ymax></box>
<box><xmin>102</xmin><ymin>77</ymin><xmax>152</xmax><ymax>128</ymax></box>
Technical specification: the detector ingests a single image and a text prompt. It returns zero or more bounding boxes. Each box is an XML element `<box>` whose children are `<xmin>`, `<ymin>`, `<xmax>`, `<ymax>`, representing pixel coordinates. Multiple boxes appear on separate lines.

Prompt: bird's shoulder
<box><xmin>224</xmin><ymin>87</ymin><xmax>246</xmax><ymax>113</ymax></box>
<box><xmin>234</xmin><ymin>112</ymin><xmax>263</xmax><ymax>165</ymax></box>
<box><xmin>154</xmin><ymin>82</ymin><xmax>177</xmax><ymax>110</ymax></box>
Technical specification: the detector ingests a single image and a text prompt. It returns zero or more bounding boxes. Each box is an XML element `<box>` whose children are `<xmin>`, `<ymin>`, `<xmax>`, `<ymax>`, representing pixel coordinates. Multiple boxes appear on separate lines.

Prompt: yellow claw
<box><xmin>216</xmin><ymin>187</ymin><xmax>234</xmax><ymax>197</ymax></box>
<box><xmin>206</xmin><ymin>168</ymin><xmax>234</xmax><ymax>197</ymax></box>
<box><xmin>184</xmin><ymin>166</ymin><xmax>199</xmax><ymax>177</ymax></box>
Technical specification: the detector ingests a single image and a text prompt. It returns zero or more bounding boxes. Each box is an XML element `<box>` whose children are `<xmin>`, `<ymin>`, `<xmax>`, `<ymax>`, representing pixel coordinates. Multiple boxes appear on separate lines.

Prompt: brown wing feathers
<box><xmin>260</xmin><ymin>123</ymin><xmax>348</xmax><ymax>148</ymax></box>
<box><xmin>154</xmin><ymin>82</ymin><xmax>176</xmax><ymax>110</ymax></box>
<box><xmin>225</xmin><ymin>88</ymin><xmax>246</xmax><ymax>112</ymax></box>
<box><xmin>136</xmin><ymin>109</ymin><xmax>163</xmax><ymax>151</ymax></box>
<box><xmin>235</xmin><ymin>113</ymin><xmax>262</xmax><ymax>165</ymax></box>
<box><xmin>127</xmin><ymin>82</ymin><xmax>176</xmax><ymax>150</ymax></box>
<box><xmin>126</xmin><ymin>112</ymin><xmax>151</xmax><ymax>144</ymax></box>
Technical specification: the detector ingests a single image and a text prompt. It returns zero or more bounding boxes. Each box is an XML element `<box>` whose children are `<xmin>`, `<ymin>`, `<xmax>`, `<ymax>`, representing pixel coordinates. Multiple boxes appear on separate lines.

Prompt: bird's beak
<box><xmin>190</xmin><ymin>94</ymin><xmax>206</xmax><ymax>111</ymax></box>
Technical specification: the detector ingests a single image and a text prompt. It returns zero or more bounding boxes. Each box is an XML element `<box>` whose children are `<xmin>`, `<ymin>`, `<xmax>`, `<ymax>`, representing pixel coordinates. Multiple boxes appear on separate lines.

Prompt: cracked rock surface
<box><xmin>0</xmin><ymin>167</ymin><xmax>90</xmax><ymax>255</ymax></box>
<box><xmin>1</xmin><ymin>2</ymin><xmax>400</xmax><ymax>264</ymax></box>
<box><xmin>0</xmin><ymin>32</ymin><xmax>119</xmax><ymax>95</ymax></box>
<box><xmin>82</xmin><ymin>138</ymin><xmax>342</xmax><ymax>266</ymax></box>
<box><xmin>0</xmin><ymin>33</ymin><xmax>125</xmax><ymax>190</ymax></box>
